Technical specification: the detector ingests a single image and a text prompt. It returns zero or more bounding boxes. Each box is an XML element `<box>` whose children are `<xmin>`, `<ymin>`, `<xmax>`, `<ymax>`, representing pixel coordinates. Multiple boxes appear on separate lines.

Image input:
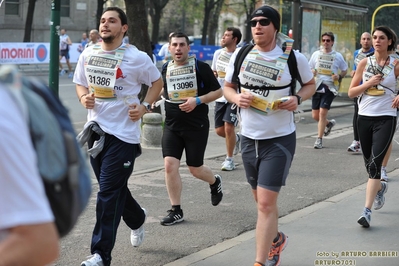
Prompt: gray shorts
<box><xmin>241</xmin><ymin>132</ymin><xmax>296</xmax><ymax>192</ymax></box>
<box><xmin>214</xmin><ymin>102</ymin><xmax>238</xmax><ymax>128</ymax></box>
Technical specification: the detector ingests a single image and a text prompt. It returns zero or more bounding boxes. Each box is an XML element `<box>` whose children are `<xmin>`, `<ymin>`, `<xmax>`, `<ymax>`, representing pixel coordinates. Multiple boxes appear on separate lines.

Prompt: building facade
<box><xmin>0</xmin><ymin>0</ymin><xmax>97</xmax><ymax>43</ymax></box>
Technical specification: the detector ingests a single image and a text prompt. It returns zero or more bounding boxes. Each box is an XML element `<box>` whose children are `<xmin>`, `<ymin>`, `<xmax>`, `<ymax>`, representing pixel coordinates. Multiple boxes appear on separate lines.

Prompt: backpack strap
<box><xmin>232</xmin><ymin>43</ymin><xmax>302</xmax><ymax>95</ymax></box>
<box><xmin>232</xmin><ymin>43</ymin><xmax>254</xmax><ymax>92</ymax></box>
<box><xmin>287</xmin><ymin>50</ymin><xmax>303</xmax><ymax>95</ymax></box>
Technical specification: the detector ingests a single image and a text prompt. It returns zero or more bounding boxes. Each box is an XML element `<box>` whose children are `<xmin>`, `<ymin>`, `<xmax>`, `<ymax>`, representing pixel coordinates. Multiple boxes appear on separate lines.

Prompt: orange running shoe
<box><xmin>266</xmin><ymin>232</ymin><xmax>288</xmax><ymax>266</ymax></box>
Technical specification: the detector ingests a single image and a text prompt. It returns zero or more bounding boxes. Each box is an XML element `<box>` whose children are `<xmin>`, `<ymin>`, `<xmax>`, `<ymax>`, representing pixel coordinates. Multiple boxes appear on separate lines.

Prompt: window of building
<box><xmin>5</xmin><ymin>0</ymin><xmax>20</xmax><ymax>15</ymax></box>
<box><xmin>61</xmin><ymin>0</ymin><xmax>70</xmax><ymax>17</ymax></box>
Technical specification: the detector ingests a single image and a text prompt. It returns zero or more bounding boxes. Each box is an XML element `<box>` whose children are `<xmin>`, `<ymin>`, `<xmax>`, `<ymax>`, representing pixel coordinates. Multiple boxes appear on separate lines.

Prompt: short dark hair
<box><xmin>169</xmin><ymin>32</ymin><xmax>190</xmax><ymax>45</ymax></box>
<box><xmin>322</xmin><ymin>32</ymin><xmax>335</xmax><ymax>42</ymax></box>
<box><xmin>373</xmin><ymin>26</ymin><xmax>397</xmax><ymax>51</ymax></box>
<box><xmin>103</xmin><ymin>7</ymin><xmax>128</xmax><ymax>26</ymax></box>
<box><xmin>226</xmin><ymin>27</ymin><xmax>242</xmax><ymax>45</ymax></box>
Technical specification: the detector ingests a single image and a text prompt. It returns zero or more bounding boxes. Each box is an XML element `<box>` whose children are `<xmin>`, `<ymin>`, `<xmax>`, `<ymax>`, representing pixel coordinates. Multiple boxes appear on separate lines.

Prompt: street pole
<box><xmin>371</xmin><ymin>3</ymin><xmax>399</xmax><ymax>31</ymax></box>
<box><xmin>49</xmin><ymin>0</ymin><xmax>60</xmax><ymax>95</ymax></box>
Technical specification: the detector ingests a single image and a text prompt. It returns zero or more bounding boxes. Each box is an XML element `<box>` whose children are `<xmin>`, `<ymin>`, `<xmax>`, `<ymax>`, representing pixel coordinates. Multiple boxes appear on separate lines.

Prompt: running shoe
<box><xmin>160</xmin><ymin>208</ymin><xmax>184</xmax><ymax>226</ymax></box>
<box><xmin>81</xmin><ymin>253</ymin><xmax>104</xmax><ymax>266</ymax></box>
<box><xmin>130</xmin><ymin>208</ymin><xmax>147</xmax><ymax>247</ymax></box>
<box><xmin>324</xmin><ymin>119</ymin><xmax>336</xmax><ymax>136</ymax></box>
<box><xmin>314</xmin><ymin>138</ymin><xmax>323</xmax><ymax>149</ymax></box>
<box><xmin>221</xmin><ymin>158</ymin><xmax>235</xmax><ymax>171</ymax></box>
<box><xmin>59</xmin><ymin>69</ymin><xmax>66</xmax><ymax>76</ymax></box>
<box><xmin>381</xmin><ymin>168</ymin><xmax>388</xmax><ymax>182</ymax></box>
<box><xmin>210</xmin><ymin>174</ymin><xmax>223</xmax><ymax>206</ymax></box>
<box><xmin>357</xmin><ymin>208</ymin><xmax>371</xmax><ymax>228</ymax></box>
<box><xmin>266</xmin><ymin>232</ymin><xmax>288</xmax><ymax>266</ymax></box>
<box><xmin>347</xmin><ymin>140</ymin><xmax>361</xmax><ymax>153</ymax></box>
<box><xmin>68</xmin><ymin>72</ymin><xmax>74</xmax><ymax>78</ymax></box>
<box><xmin>254</xmin><ymin>263</ymin><xmax>265</xmax><ymax>266</ymax></box>
<box><xmin>374</xmin><ymin>181</ymin><xmax>388</xmax><ymax>210</ymax></box>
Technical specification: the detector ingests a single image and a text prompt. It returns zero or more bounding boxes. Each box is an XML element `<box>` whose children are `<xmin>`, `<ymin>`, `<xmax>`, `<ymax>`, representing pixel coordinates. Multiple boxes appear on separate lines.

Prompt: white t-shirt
<box><xmin>158</xmin><ymin>43</ymin><xmax>170</xmax><ymax>58</ymax></box>
<box><xmin>0</xmin><ymin>87</ymin><xmax>53</xmax><ymax>240</ymax></box>
<box><xmin>308</xmin><ymin>50</ymin><xmax>348</xmax><ymax>92</ymax></box>
<box><xmin>225</xmin><ymin>46</ymin><xmax>313</xmax><ymax>140</ymax></box>
<box><xmin>73</xmin><ymin>44</ymin><xmax>161</xmax><ymax>144</ymax></box>
<box><xmin>211</xmin><ymin>48</ymin><xmax>234</xmax><ymax>102</ymax></box>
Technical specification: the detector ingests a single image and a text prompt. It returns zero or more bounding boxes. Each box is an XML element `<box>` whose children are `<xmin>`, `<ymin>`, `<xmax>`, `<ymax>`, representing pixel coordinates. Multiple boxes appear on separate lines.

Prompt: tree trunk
<box><xmin>243</xmin><ymin>0</ymin><xmax>257</xmax><ymax>43</ymax></box>
<box><xmin>149</xmin><ymin>0</ymin><xmax>170</xmax><ymax>44</ymax></box>
<box><xmin>23</xmin><ymin>0</ymin><xmax>36</xmax><ymax>42</ymax></box>
<box><xmin>201</xmin><ymin>0</ymin><xmax>211</xmax><ymax>45</ymax></box>
<box><xmin>96</xmin><ymin>0</ymin><xmax>106</xmax><ymax>31</ymax></box>
<box><xmin>125</xmin><ymin>0</ymin><xmax>161</xmax><ymax>114</ymax></box>
<box><xmin>207</xmin><ymin>0</ymin><xmax>224</xmax><ymax>45</ymax></box>
<box><xmin>151</xmin><ymin>10</ymin><xmax>162</xmax><ymax>43</ymax></box>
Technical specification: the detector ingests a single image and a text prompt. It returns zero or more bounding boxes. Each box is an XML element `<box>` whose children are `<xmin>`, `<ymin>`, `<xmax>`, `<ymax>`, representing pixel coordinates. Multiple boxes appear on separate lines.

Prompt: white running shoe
<box><xmin>221</xmin><ymin>158</ymin><xmax>235</xmax><ymax>171</ymax></box>
<box><xmin>131</xmin><ymin>208</ymin><xmax>147</xmax><ymax>247</ymax></box>
<box><xmin>314</xmin><ymin>138</ymin><xmax>323</xmax><ymax>149</ymax></box>
<box><xmin>357</xmin><ymin>209</ymin><xmax>371</xmax><ymax>228</ymax></box>
<box><xmin>381</xmin><ymin>168</ymin><xmax>388</xmax><ymax>182</ymax></box>
<box><xmin>81</xmin><ymin>253</ymin><xmax>104</xmax><ymax>266</ymax></box>
<box><xmin>374</xmin><ymin>181</ymin><xmax>388</xmax><ymax>210</ymax></box>
<box><xmin>347</xmin><ymin>140</ymin><xmax>361</xmax><ymax>153</ymax></box>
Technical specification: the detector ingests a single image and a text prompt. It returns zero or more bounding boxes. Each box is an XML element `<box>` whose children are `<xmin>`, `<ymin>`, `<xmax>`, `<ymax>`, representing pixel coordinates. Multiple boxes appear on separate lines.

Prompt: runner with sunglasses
<box><xmin>309</xmin><ymin>32</ymin><xmax>348</xmax><ymax>149</ymax></box>
<box><xmin>223</xmin><ymin>5</ymin><xmax>316</xmax><ymax>266</ymax></box>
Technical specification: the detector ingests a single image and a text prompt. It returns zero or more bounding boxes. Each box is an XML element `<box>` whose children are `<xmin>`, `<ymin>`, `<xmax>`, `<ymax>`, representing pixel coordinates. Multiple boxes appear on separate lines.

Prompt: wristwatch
<box><xmin>141</xmin><ymin>101</ymin><xmax>151</xmax><ymax>112</ymax></box>
<box><xmin>294</xmin><ymin>95</ymin><xmax>302</xmax><ymax>105</ymax></box>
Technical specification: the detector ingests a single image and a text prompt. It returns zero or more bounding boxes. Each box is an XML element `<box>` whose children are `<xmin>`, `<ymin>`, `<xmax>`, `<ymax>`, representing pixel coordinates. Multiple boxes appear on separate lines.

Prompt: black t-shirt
<box><xmin>162</xmin><ymin>59</ymin><xmax>220</xmax><ymax>131</ymax></box>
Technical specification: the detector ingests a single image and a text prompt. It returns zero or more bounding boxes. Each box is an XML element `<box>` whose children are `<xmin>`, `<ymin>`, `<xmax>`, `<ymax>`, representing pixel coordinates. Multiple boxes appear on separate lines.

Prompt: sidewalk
<box><xmin>165</xmin><ymin>176</ymin><xmax>399</xmax><ymax>266</ymax></box>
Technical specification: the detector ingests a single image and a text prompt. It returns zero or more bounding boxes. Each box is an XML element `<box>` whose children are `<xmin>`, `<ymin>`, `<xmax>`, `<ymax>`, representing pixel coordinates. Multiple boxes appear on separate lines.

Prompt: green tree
<box><xmin>353</xmin><ymin>0</ymin><xmax>399</xmax><ymax>36</ymax></box>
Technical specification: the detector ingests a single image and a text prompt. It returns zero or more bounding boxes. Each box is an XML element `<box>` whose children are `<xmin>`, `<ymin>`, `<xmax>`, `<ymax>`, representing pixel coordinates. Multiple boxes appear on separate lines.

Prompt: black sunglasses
<box><xmin>250</xmin><ymin>18</ymin><xmax>271</xmax><ymax>27</ymax></box>
<box><xmin>322</xmin><ymin>39</ymin><xmax>331</xmax><ymax>43</ymax></box>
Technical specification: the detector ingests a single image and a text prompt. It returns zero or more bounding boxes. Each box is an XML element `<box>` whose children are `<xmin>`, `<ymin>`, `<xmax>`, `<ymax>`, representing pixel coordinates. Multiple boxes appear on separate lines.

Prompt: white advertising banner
<box><xmin>0</xmin><ymin>42</ymin><xmax>82</xmax><ymax>64</ymax></box>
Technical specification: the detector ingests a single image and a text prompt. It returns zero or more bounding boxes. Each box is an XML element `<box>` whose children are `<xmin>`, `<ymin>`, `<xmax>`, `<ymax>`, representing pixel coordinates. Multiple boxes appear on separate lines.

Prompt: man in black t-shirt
<box><xmin>160</xmin><ymin>32</ymin><xmax>223</xmax><ymax>226</ymax></box>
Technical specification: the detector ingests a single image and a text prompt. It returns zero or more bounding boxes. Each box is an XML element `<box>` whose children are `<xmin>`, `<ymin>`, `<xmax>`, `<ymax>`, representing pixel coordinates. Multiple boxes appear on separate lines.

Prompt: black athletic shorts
<box><xmin>214</xmin><ymin>101</ymin><xmax>238</xmax><ymax>128</ymax></box>
<box><xmin>162</xmin><ymin>127</ymin><xmax>209</xmax><ymax>167</ymax></box>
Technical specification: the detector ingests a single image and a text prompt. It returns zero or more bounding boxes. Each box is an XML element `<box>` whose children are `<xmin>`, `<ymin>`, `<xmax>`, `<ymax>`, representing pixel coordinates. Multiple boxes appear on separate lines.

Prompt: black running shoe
<box><xmin>210</xmin><ymin>174</ymin><xmax>223</xmax><ymax>206</ymax></box>
<box><xmin>160</xmin><ymin>209</ymin><xmax>184</xmax><ymax>226</ymax></box>
<box><xmin>324</xmin><ymin>119</ymin><xmax>336</xmax><ymax>136</ymax></box>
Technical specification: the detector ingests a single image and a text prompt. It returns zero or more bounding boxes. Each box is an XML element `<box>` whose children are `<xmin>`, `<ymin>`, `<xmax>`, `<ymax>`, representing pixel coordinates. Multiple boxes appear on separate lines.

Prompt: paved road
<box><xmin>48</xmin><ymin>75</ymin><xmax>398</xmax><ymax>265</ymax></box>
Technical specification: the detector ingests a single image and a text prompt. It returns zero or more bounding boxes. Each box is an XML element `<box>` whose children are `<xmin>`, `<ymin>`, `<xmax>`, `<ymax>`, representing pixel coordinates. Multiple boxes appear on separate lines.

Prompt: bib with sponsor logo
<box><xmin>354</xmin><ymin>49</ymin><xmax>373</xmax><ymax>67</ymax></box>
<box><xmin>316</xmin><ymin>52</ymin><xmax>336</xmax><ymax>75</ymax></box>
<box><xmin>238</xmin><ymin>34</ymin><xmax>293</xmax><ymax>114</ymax></box>
<box><xmin>363</xmin><ymin>55</ymin><xmax>398</xmax><ymax>96</ymax></box>
<box><xmin>166</xmin><ymin>56</ymin><xmax>198</xmax><ymax>102</ymax></box>
<box><xmin>84</xmin><ymin>45</ymin><xmax>126</xmax><ymax>101</ymax></box>
<box><xmin>216</xmin><ymin>48</ymin><xmax>232</xmax><ymax>79</ymax></box>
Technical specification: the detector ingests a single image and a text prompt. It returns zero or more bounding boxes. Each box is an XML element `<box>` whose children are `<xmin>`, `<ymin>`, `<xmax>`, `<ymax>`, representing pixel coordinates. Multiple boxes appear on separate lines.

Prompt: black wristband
<box><xmin>294</xmin><ymin>95</ymin><xmax>302</xmax><ymax>105</ymax></box>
